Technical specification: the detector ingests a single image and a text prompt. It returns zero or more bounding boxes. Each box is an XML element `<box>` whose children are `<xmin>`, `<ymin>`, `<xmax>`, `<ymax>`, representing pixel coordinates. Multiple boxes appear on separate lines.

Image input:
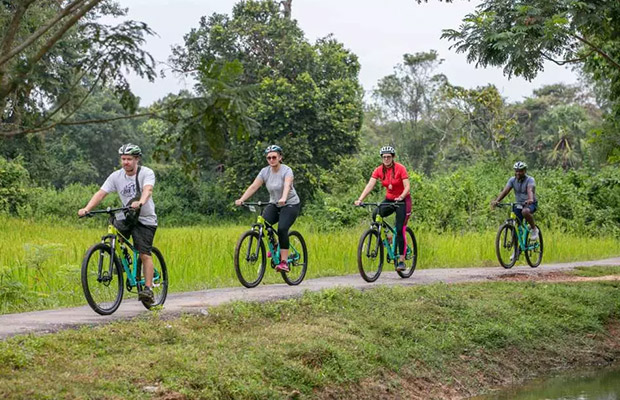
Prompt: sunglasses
<box><xmin>266</xmin><ymin>156</ymin><xmax>278</xmax><ymax>161</ymax></box>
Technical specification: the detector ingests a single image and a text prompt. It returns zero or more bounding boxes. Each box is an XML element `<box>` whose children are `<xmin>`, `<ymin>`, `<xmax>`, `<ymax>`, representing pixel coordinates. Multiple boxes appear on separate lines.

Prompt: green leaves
<box><xmin>169</xmin><ymin>0</ymin><xmax>363</xmax><ymax>200</ymax></box>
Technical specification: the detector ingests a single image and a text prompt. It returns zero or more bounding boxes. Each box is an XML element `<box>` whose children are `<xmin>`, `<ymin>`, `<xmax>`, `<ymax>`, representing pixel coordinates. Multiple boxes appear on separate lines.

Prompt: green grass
<box><xmin>570</xmin><ymin>265</ymin><xmax>620</xmax><ymax>277</ymax></box>
<box><xmin>1</xmin><ymin>215</ymin><xmax>619</xmax><ymax>314</ymax></box>
<box><xmin>1</xmin><ymin>281</ymin><xmax>620</xmax><ymax>399</ymax></box>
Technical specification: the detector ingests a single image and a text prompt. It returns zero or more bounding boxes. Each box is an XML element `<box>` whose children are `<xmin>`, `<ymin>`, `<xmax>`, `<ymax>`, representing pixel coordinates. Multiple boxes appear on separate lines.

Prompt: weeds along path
<box><xmin>1</xmin><ymin>257</ymin><xmax>619</xmax><ymax>340</ymax></box>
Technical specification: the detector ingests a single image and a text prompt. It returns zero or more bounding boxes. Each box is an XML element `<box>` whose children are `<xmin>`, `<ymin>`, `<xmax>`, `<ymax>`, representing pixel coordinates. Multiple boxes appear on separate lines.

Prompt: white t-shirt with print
<box><xmin>101</xmin><ymin>166</ymin><xmax>157</xmax><ymax>226</ymax></box>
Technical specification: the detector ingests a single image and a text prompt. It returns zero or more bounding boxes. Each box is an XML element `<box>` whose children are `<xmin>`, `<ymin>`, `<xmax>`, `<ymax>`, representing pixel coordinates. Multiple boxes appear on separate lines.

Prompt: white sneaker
<box><xmin>530</xmin><ymin>228</ymin><xmax>539</xmax><ymax>241</ymax></box>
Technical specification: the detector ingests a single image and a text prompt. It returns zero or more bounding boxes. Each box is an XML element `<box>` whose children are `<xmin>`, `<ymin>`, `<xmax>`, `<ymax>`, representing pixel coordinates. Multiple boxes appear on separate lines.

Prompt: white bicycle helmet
<box><xmin>513</xmin><ymin>161</ymin><xmax>527</xmax><ymax>170</ymax></box>
<box><xmin>118</xmin><ymin>143</ymin><xmax>142</xmax><ymax>156</ymax></box>
<box><xmin>264</xmin><ymin>144</ymin><xmax>283</xmax><ymax>154</ymax></box>
<box><xmin>380</xmin><ymin>145</ymin><xmax>395</xmax><ymax>156</ymax></box>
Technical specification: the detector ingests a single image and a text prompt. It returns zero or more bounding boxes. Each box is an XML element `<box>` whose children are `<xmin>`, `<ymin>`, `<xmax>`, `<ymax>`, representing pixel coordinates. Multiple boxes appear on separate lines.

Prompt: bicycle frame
<box><xmin>372</xmin><ymin>215</ymin><xmax>410</xmax><ymax>262</ymax></box>
<box><xmin>503</xmin><ymin>206</ymin><xmax>540</xmax><ymax>253</ymax></box>
<box><xmin>360</xmin><ymin>202</ymin><xmax>411</xmax><ymax>263</ymax></box>
<box><xmin>244</xmin><ymin>203</ymin><xmax>301</xmax><ymax>267</ymax></box>
<box><xmin>92</xmin><ymin>212</ymin><xmax>160</xmax><ymax>291</ymax></box>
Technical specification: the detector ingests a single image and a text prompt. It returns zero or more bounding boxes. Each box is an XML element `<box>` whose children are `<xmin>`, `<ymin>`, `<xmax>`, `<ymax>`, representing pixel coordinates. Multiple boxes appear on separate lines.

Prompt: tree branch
<box><xmin>0</xmin><ymin>0</ymin><xmax>102</xmax><ymax>101</ymax></box>
<box><xmin>0</xmin><ymin>0</ymin><xmax>37</xmax><ymax>67</ymax></box>
<box><xmin>570</xmin><ymin>33</ymin><xmax>620</xmax><ymax>71</ymax></box>
<box><xmin>539</xmin><ymin>49</ymin><xmax>595</xmax><ymax>66</ymax></box>
<box><xmin>1</xmin><ymin>111</ymin><xmax>155</xmax><ymax>137</ymax></box>
<box><xmin>0</xmin><ymin>0</ymin><xmax>88</xmax><ymax>67</ymax></box>
<box><xmin>30</xmin><ymin>0</ymin><xmax>102</xmax><ymax>66</ymax></box>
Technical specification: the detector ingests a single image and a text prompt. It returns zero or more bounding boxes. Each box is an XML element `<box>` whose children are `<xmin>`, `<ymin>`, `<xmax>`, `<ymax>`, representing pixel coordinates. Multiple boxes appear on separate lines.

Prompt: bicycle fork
<box><xmin>97</xmin><ymin>235</ymin><xmax>117</xmax><ymax>285</ymax></box>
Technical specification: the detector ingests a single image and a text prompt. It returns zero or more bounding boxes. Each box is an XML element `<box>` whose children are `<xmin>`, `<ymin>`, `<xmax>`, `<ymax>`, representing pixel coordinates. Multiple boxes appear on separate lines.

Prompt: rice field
<box><xmin>1</xmin><ymin>215</ymin><xmax>619</xmax><ymax>314</ymax></box>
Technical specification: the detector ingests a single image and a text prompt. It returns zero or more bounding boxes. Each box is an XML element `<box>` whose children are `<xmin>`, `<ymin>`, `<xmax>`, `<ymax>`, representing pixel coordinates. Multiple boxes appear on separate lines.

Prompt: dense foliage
<box><xmin>0</xmin><ymin>0</ymin><xmax>618</xmax><ymax>239</ymax></box>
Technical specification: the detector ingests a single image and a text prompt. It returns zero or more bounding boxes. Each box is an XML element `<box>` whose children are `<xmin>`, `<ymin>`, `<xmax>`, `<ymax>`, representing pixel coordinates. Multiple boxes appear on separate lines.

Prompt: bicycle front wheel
<box><xmin>357</xmin><ymin>228</ymin><xmax>384</xmax><ymax>282</ymax></box>
<box><xmin>525</xmin><ymin>226</ymin><xmax>544</xmax><ymax>268</ymax></box>
<box><xmin>234</xmin><ymin>230</ymin><xmax>266</xmax><ymax>288</ymax></box>
<box><xmin>281</xmin><ymin>231</ymin><xmax>308</xmax><ymax>286</ymax></box>
<box><xmin>137</xmin><ymin>247</ymin><xmax>169</xmax><ymax>309</ymax></box>
<box><xmin>81</xmin><ymin>243</ymin><xmax>124</xmax><ymax>315</ymax></box>
<box><xmin>397</xmin><ymin>227</ymin><xmax>418</xmax><ymax>278</ymax></box>
<box><xmin>495</xmin><ymin>223</ymin><xmax>517</xmax><ymax>269</ymax></box>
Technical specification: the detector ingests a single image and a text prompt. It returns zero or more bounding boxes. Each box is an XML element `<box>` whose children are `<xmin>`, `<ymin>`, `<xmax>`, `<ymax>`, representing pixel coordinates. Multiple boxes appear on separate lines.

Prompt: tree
<box><xmin>0</xmin><ymin>0</ymin><xmax>156</xmax><ymax>136</ymax></box>
<box><xmin>440</xmin><ymin>0</ymin><xmax>620</xmax><ymax>164</ymax></box>
<box><xmin>373</xmin><ymin>51</ymin><xmax>446</xmax><ymax>130</ymax></box>
<box><xmin>441</xmin><ymin>84</ymin><xmax>518</xmax><ymax>161</ymax></box>
<box><xmin>371</xmin><ymin>50</ymin><xmax>448</xmax><ymax>173</ymax></box>
<box><xmin>170</xmin><ymin>0</ymin><xmax>363</xmax><ymax>199</ymax></box>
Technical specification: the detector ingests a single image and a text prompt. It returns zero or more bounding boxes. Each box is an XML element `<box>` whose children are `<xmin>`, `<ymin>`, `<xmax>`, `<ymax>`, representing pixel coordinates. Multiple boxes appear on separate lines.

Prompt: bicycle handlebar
<box><xmin>355</xmin><ymin>202</ymin><xmax>405</xmax><ymax>207</ymax></box>
<box><xmin>239</xmin><ymin>201</ymin><xmax>271</xmax><ymax>207</ymax></box>
<box><xmin>79</xmin><ymin>206</ymin><xmax>131</xmax><ymax>218</ymax></box>
<box><xmin>496</xmin><ymin>202</ymin><xmax>528</xmax><ymax>208</ymax></box>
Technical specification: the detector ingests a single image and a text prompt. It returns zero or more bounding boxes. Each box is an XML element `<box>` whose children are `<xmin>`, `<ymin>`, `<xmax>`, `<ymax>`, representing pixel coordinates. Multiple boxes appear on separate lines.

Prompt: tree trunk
<box><xmin>280</xmin><ymin>0</ymin><xmax>292</xmax><ymax>19</ymax></box>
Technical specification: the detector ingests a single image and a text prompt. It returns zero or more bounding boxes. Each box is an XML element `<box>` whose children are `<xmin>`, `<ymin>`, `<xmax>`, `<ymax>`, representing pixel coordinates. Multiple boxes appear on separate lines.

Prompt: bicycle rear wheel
<box><xmin>136</xmin><ymin>247</ymin><xmax>168</xmax><ymax>309</ymax></box>
<box><xmin>357</xmin><ymin>228</ymin><xmax>384</xmax><ymax>282</ymax></box>
<box><xmin>234</xmin><ymin>230</ymin><xmax>266</xmax><ymax>288</ymax></box>
<box><xmin>495</xmin><ymin>223</ymin><xmax>517</xmax><ymax>269</ymax></box>
<box><xmin>525</xmin><ymin>226</ymin><xmax>544</xmax><ymax>268</ymax></box>
<box><xmin>397</xmin><ymin>227</ymin><xmax>417</xmax><ymax>278</ymax></box>
<box><xmin>81</xmin><ymin>243</ymin><xmax>124</xmax><ymax>315</ymax></box>
<box><xmin>281</xmin><ymin>231</ymin><xmax>308</xmax><ymax>285</ymax></box>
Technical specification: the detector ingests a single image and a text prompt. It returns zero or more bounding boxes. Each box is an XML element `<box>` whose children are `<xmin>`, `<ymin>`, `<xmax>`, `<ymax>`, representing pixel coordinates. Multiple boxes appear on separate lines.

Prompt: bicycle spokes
<box><xmin>81</xmin><ymin>244</ymin><xmax>123</xmax><ymax>315</ymax></box>
<box><xmin>234</xmin><ymin>230</ymin><xmax>267</xmax><ymax>288</ymax></box>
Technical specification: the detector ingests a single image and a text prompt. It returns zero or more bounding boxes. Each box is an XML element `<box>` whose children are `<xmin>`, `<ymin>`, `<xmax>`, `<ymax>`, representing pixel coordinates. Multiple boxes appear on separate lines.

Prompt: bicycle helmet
<box><xmin>264</xmin><ymin>144</ymin><xmax>283</xmax><ymax>155</ymax></box>
<box><xmin>118</xmin><ymin>143</ymin><xmax>142</xmax><ymax>157</ymax></box>
<box><xmin>513</xmin><ymin>161</ymin><xmax>527</xmax><ymax>170</ymax></box>
<box><xmin>380</xmin><ymin>145</ymin><xmax>395</xmax><ymax>156</ymax></box>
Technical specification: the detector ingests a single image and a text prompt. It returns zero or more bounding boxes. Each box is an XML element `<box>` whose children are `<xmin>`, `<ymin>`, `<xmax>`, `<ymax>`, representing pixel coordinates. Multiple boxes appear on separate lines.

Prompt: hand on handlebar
<box><xmin>490</xmin><ymin>200</ymin><xmax>499</xmax><ymax>209</ymax></box>
<box><xmin>234</xmin><ymin>199</ymin><xmax>244</xmax><ymax>207</ymax></box>
<box><xmin>354</xmin><ymin>199</ymin><xmax>362</xmax><ymax>206</ymax></box>
<box><xmin>78</xmin><ymin>208</ymin><xmax>90</xmax><ymax>217</ymax></box>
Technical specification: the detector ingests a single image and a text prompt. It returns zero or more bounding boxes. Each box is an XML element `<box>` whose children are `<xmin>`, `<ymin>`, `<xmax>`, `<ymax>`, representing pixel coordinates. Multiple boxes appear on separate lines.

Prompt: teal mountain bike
<box><xmin>356</xmin><ymin>202</ymin><xmax>418</xmax><ymax>282</ymax></box>
<box><xmin>80</xmin><ymin>207</ymin><xmax>168</xmax><ymax>315</ymax></box>
<box><xmin>495</xmin><ymin>202</ymin><xmax>544</xmax><ymax>268</ymax></box>
<box><xmin>234</xmin><ymin>202</ymin><xmax>308</xmax><ymax>288</ymax></box>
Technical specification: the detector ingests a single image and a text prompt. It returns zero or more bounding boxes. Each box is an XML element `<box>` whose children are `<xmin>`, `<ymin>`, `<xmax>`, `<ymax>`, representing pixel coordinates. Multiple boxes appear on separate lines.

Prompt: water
<box><xmin>472</xmin><ymin>366</ymin><xmax>620</xmax><ymax>400</ymax></box>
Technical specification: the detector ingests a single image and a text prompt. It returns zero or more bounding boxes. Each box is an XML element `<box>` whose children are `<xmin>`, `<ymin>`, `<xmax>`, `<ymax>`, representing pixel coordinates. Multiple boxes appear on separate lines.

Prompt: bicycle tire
<box><xmin>234</xmin><ymin>230</ymin><xmax>266</xmax><ymax>288</ymax></box>
<box><xmin>396</xmin><ymin>227</ymin><xmax>418</xmax><ymax>278</ymax></box>
<box><xmin>281</xmin><ymin>231</ymin><xmax>308</xmax><ymax>286</ymax></box>
<box><xmin>495</xmin><ymin>223</ymin><xmax>517</xmax><ymax>269</ymax></box>
<box><xmin>525</xmin><ymin>226</ymin><xmax>544</xmax><ymax>268</ymax></box>
<box><xmin>357</xmin><ymin>228</ymin><xmax>384</xmax><ymax>282</ymax></box>
<box><xmin>136</xmin><ymin>247</ymin><xmax>169</xmax><ymax>309</ymax></box>
<box><xmin>81</xmin><ymin>243</ymin><xmax>124</xmax><ymax>315</ymax></box>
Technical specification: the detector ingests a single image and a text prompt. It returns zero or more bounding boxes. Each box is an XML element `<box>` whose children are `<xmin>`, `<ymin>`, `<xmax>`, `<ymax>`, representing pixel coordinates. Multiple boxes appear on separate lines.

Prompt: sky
<box><xmin>114</xmin><ymin>0</ymin><xmax>580</xmax><ymax>106</ymax></box>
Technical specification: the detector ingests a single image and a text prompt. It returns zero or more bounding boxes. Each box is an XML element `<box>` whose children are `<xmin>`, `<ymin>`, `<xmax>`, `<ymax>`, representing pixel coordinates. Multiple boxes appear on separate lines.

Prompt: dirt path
<box><xmin>1</xmin><ymin>257</ymin><xmax>619</xmax><ymax>340</ymax></box>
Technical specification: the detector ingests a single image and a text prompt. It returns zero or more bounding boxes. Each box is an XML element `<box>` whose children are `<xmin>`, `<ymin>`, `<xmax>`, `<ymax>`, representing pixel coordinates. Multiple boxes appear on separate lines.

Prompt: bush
<box><xmin>0</xmin><ymin>157</ymin><xmax>30</xmax><ymax>214</ymax></box>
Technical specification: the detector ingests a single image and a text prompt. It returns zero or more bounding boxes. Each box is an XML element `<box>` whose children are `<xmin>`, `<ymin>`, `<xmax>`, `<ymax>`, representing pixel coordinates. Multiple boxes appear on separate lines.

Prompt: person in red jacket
<box><xmin>355</xmin><ymin>146</ymin><xmax>411</xmax><ymax>271</ymax></box>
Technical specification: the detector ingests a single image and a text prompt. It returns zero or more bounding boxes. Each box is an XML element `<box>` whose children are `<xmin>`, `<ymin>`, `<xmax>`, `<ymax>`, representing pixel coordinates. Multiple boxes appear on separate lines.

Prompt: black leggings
<box><xmin>262</xmin><ymin>203</ymin><xmax>300</xmax><ymax>249</ymax></box>
<box><xmin>372</xmin><ymin>197</ymin><xmax>412</xmax><ymax>257</ymax></box>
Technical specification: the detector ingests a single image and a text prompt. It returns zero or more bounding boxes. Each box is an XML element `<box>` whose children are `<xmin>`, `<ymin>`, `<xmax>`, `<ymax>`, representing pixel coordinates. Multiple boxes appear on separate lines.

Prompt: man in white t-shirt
<box><xmin>78</xmin><ymin>143</ymin><xmax>158</xmax><ymax>305</ymax></box>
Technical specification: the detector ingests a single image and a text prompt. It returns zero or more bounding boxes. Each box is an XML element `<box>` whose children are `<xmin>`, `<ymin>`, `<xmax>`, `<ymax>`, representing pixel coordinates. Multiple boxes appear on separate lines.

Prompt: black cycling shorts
<box><xmin>115</xmin><ymin>221</ymin><xmax>157</xmax><ymax>255</ymax></box>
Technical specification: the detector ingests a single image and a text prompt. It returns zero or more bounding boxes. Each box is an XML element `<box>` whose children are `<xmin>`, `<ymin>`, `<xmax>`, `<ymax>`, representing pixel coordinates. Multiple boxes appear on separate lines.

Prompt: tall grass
<box><xmin>1</xmin><ymin>215</ymin><xmax>619</xmax><ymax>314</ymax></box>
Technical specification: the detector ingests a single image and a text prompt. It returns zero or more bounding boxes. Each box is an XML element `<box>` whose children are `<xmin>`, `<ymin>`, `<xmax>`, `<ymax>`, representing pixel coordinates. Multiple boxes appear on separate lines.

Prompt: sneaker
<box><xmin>396</xmin><ymin>261</ymin><xmax>406</xmax><ymax>272</ymax></box>
<box><xmin>530</xmin><ymin>228</ymin><xmax>539</xmax><ymax>241</ymax></box>
<box><xmin>138</xmin><ymin>286</ymin><xmax>155</xmax><ymax>306</ymax></box>
<box><xmin>275</xmin><ymin>262</ymin><xmax>290</xmax><ymax>273</ymax></box>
